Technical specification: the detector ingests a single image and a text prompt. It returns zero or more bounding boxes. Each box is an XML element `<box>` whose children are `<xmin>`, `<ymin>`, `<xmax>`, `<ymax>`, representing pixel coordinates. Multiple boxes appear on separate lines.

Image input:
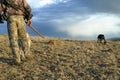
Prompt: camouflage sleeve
<box><xmin>23</xmin><ymin>0</ymin><xmax>32</xmax><ymax>20</ymax></box>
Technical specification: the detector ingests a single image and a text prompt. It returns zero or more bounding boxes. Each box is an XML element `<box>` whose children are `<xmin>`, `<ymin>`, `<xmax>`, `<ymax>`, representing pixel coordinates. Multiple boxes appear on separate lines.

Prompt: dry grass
<box><xmin>0</xmin><ymin>35</ymin><xmax>120</xmax><ymax>80</ymax></box>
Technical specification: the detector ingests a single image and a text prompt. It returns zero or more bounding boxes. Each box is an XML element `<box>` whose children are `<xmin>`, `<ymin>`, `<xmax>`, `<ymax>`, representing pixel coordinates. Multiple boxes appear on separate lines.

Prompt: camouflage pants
<box><xmin>7</xmin><ymin>15</ymin><xmax>30</xmax><ymax>63</ymax></box>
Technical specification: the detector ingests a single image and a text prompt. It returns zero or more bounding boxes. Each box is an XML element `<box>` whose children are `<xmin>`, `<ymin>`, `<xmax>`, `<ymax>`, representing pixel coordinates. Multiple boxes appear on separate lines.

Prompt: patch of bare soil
<box><xmin>0</xmin><ymin>35</ymin><xmax>120</xmax><ymax>80</ymax></box>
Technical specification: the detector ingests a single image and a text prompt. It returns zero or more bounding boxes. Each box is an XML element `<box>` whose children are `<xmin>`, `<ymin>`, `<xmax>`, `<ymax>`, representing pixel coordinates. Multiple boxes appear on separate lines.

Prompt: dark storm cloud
<box><xmin>32</xmin><ymin>0</ymin><xmax>88</xmax><ymax>21</ymax></box>
<box><xmin>33</xmin><ymin>0</ymin><xmax>120</xmax><ymax>24</ymax></box>
<box><xmin>78</xmin><ymin>0</ymin><xmax>120</xmax><ymax>14</ymax></box>
<box><xmin>32</xmin><ymin>0</ymin><xmax>89</xmax><ymax>27</ymax></box>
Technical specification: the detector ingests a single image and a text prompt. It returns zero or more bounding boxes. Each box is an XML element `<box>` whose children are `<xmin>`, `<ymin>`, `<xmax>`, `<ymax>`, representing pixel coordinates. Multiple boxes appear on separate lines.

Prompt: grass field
<box><xmin>0</xmin><ymin>35</ymin><xmax>120</xmax><ymax>80</ymax></box>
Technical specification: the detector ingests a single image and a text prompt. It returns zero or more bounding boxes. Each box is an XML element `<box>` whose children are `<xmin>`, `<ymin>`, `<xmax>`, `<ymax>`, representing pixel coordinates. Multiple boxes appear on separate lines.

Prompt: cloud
<box><xmin>54</xmin><ymin>13</ymin><xmax>120</xmax><ymax>39</ymax></box>
<box><xmin>27</xmin><ymin>0</ymin><xmax>55</xmax><ymax>8</ymax></box>
<box><xmin>27</xmin><ymin>0</ymin><xmax>70</xmax><ymax>9</ymax></box>
<box><xmin>27</xmin><ymin>0</ymin><xmax>120</xmax><ymax>39</ymax></box>
<box><xmin>78</xmin><ymin>0</ymin><xmax>120</xmax><ymax>14</ymax></box>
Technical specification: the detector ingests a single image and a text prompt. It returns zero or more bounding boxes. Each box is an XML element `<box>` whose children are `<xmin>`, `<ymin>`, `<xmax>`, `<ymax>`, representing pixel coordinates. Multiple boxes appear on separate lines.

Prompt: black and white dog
<box><xmin>97</xmin><ymin>34</ymin><xmax>107</xmax><ymax>44</ymax></box>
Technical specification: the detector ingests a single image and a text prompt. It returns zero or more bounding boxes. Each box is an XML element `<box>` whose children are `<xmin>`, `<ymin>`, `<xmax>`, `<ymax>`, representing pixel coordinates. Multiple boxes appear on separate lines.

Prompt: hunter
<box><xmin>0</xmin><ymin>0</ymin><xmax>33</xmax><ymax>64</ymax></box>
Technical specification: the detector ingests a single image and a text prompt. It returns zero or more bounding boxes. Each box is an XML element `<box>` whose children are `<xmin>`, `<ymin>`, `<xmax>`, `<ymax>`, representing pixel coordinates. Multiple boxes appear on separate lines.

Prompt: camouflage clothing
<box><xmin>0</xmin><ymin>0</ymin><xmax>32</xmax><ymax>20</ymax></box>
<box><xmin>7</xmin><ymin>15</ymin><xmax>30</xmax><ymax>63</ymax></box>
<box><xmin>0</xmin><ymin>0</ymin><xmax>32</xmax><ymax>63</ymax></box>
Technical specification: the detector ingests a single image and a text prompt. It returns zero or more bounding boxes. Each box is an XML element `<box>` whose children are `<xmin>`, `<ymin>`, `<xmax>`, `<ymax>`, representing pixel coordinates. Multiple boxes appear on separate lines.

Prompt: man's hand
<box><xmin>26</xmin><ymin>19</ymin><xmax>32</xmax><ymax>26</ymax></box>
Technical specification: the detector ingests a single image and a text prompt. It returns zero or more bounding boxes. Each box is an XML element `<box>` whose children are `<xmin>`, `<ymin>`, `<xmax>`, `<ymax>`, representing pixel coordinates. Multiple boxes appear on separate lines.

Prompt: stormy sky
<box><xmin>1</xmin><ymin>0</ymin><xmax>120</xmax><ymax>40</ymax></box>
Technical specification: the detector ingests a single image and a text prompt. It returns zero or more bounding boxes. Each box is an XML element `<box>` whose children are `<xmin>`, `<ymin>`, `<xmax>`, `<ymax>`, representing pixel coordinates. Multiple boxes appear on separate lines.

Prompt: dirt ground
<box><xmin>0</xmin><ymin>35</ymin><xmax>120</xmax><ymax>80</ymax></box>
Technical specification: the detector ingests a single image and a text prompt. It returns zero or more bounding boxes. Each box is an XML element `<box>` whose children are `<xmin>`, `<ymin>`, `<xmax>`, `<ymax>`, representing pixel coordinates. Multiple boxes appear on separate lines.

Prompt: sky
<box><xmin>1</xmin><ymin>0</ymin><xmax>120</xmax><ymax>40</ymax></box>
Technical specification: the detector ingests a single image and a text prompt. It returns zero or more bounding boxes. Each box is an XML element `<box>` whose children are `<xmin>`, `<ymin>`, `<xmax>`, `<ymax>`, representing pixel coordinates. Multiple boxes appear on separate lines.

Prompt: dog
<box><xmin>97</xmin><ymin>34</ymin><xmax>107</xmax><ymax>44</ymax></box>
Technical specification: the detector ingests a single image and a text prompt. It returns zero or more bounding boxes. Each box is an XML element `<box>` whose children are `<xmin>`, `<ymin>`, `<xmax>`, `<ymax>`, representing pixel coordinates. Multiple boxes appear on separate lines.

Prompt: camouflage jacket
<box><xmin>0</xmin><ymin>0</ymin><xmax>32</xmax><ymax>20</ymax></box>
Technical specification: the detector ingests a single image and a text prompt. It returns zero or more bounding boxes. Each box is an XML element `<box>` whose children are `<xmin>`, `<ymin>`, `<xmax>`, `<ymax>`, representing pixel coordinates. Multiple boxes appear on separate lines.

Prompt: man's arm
<box><xmin>23</xmin><ymin>0</ymin><xmax>32</xmax><ymax>26</ymax></box>
<box><xmin>23</xmin><ymin>0</ymin><xmax>32</xmax><ymax>20</ymax></box>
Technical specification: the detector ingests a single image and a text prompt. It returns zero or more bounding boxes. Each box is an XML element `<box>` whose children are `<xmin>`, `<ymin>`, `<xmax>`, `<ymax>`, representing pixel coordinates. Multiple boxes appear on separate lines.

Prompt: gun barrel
<box><xmin>29</xmin><ymin>25</ymin><xmax>45</xmax><ymax>38</ymax></box>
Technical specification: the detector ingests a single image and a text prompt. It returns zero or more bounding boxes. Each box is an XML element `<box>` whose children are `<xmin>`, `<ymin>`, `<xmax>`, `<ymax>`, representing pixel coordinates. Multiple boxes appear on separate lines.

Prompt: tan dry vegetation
<box><xmin>0</xmin><ymin>35</ymin><xmax>120</xmax><ymax>80</ymax></box>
